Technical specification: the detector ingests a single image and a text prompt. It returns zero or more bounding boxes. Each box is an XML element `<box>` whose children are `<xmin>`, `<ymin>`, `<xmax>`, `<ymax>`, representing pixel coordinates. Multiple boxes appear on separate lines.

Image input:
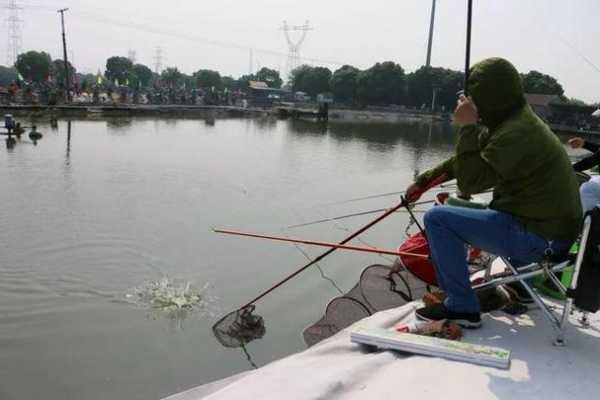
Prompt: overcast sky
<box><xmin>5</xmin><ymin>0</ymin><xmax>600</xmax><ymax>102</ymax></box>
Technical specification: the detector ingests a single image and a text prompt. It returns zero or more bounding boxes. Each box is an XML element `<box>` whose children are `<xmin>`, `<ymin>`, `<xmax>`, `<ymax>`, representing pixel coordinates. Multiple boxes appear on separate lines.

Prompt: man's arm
<box><xmin>573</xmin><ymin>152</ymin><xmax>600</xmax><ymax>172</ymax></box>
<box><xmin>583</xmin><ymin>141</ymin><xmax>600</xmax><ymax>153</ymax></box>
<box><xmin>453</xmin><ymin>125</ymin><xmax>500</xmax><ymax>195</ymax></box>
<box><xmin>415</xmin><ymin>156</ymin><xmax>455</xmax><ymax>186</ymax></box>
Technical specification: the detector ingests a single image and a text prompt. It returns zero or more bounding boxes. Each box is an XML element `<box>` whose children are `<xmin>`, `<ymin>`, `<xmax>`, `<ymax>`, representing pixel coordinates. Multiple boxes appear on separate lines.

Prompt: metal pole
<box><xmin>464</xmin><ymin>0</ymin><xmax>473</xmax><ymax>95</ymax></box>
<box><xmin>58</xmin><ymin>8</ymin><xmax>71</xmax><ymax>103</ymax></box>
<box><xmin>431</xmin><ymin>87</ymin><xmax>438</xmax><ymax>111</ymax></box>
<box><xmin>426</xmin><ymin>0</ymin><xmax>436</xmax><ymax>67</ymax></box>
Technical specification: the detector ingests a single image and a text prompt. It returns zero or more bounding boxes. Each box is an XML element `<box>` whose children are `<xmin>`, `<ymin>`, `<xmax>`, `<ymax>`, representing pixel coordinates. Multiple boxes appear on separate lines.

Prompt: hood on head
<box><xmin>467</xmin><ymin>58</ymin><xmax>526</xmax><ymax>130</ymax></box>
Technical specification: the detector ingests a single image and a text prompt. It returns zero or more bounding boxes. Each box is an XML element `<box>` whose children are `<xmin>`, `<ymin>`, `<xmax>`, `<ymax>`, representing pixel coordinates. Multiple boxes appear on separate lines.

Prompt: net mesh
<box><xmin>303</xmin><ymin>263</ymin><xmax>427</xmax><ymax>347</ymax></box>
<box><xmin>212</xmin><ymin>305</ymin><xmax>266</xmax><ymax>348</ymax></box>
<box><xmin>359</xmin><ymin>264</ymin><xmax>412</xmax><ymax>311</ymax></box>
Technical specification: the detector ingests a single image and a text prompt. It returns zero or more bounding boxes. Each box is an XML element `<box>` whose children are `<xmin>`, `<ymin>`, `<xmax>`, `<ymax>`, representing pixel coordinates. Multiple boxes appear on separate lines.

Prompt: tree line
<box><xmin>290</xmin><ymin>62</ymin><xmax>584</xmax><ymax>111</ymax></box>
<box><xmin>0</xmin><ymin>49</ymin><xmax>594</xmax><ymax>108</ymax></box>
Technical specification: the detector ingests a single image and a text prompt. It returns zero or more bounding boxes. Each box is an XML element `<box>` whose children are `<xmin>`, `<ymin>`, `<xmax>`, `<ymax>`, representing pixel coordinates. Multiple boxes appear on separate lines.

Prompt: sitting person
<box><xmin>568</xmin><ymin>137</ymin><xmax>600</xmax><ymax>212</ymax></box>
<box><xmin>406</xmin><ymin>58</ymin><xmax>582</xmax><ymax>328</ymax></box>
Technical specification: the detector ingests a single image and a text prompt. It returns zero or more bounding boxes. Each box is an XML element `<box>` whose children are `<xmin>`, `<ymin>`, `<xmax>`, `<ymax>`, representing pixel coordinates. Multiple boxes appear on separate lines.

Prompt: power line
<box><xmin>12</xmin><ymin>3</ymin><xmax>345</xmax><ymax>69</ymax></box>
<box><xmin>5</xmin><ymin>0</ymin><xmax>23</xmax><ymax>66</ymax></box>
<box><xmin>127</xmin><ymin>49</ymin><xmax>137</xmax><ymax>64</ymax></box>
<box><xmin>282</xmin><ymin>20</ymin><xmax>312</xmax><ymax>77</ymax></box>
<box><xmin>153</xmin><ymin>46</ymin><xmax>163</xmax><ymax>74</ymax></box>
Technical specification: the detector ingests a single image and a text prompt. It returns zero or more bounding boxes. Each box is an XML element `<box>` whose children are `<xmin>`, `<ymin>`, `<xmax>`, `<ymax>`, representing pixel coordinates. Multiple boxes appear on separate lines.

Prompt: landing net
<box><xmin>303</xmin><ymin>263</ymin><xmax>427</xmax><ymax>346</ymax></box>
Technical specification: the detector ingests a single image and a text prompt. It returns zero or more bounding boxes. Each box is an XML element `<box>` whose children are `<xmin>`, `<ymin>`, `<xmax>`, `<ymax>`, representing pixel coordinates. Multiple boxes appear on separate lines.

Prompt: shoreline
<box><xmin>0</xmin><ymin>104</ymin><xmax>450</xmax><ymax>124</ymax></box>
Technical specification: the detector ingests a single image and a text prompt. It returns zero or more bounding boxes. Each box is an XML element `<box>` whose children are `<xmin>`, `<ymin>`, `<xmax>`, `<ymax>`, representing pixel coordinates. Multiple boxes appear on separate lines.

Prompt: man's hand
<box><xmin>405</xmin><ymin>182</ymin><xmax>423</xmax><ymax>203</ymax></box>
<box><xmin>454</xmin><ymin>95</ymin><xmax>479</xmax><ymax>127</ymax></box>
<box><xmin>568</xmin><ymin>137</ymin><xmax>585</xmax><ymax>149</ymax></box>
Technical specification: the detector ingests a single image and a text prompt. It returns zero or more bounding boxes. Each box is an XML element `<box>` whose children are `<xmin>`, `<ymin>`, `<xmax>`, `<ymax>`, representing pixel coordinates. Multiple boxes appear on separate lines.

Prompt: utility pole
<box><xmin>127</xmin><ymin>49</ymin><xmax>137</xmax><ymax>64</ymax></box>
<box><xmin>426</xmin><ymin>0</ymin><xmax>436</xmax><ymax>67</ymax></box>
<box><xmin>58</xmin><ymin>8</ymin><xmax>71</xmax><ymax>102</ymax></box>
<box><xmin>282</xmin><ymin>21</ymin><xmax>312</xmax><ymax>78</ymax></box>
<box><xmin>248</xmin><ymin>49</ymin><xmax>254</xmax><ymax>75</ymax></box>
<box><xmin>5</xmin><ymin>0</ymin><xmax>23</xmax><ymax>66</ymax></box>
<box><xmin>153</xmin><ymin>47</ymin><xmax>163</xmax><ymax>74</ymax></box>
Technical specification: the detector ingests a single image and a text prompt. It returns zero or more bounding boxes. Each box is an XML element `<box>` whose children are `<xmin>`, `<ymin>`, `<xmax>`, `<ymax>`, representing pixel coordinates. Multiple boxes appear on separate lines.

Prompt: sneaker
<box><xmin>415</xmin><ymin>303</ymin><xmax>482</xmax><ymax>329</ymax></box>
<box><xmin>504</xmin><ymin>282</ymin><xmax>535</xmax><ymax>304</ymax></box>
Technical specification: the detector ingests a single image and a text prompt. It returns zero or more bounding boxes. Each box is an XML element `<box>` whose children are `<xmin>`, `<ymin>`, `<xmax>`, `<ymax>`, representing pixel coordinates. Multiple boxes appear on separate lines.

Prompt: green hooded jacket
<box><xmin>416</xmin><ymin>58</ymin><xmax>581</xmax><ymax>242</ymax></box>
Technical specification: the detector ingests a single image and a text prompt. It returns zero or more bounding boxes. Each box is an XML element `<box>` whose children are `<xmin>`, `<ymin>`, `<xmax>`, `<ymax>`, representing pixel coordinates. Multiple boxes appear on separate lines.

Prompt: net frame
<box><xmin>212</xmin><ymin>305</ymin><xmax>266</xmax><ymax>348</ymax></box>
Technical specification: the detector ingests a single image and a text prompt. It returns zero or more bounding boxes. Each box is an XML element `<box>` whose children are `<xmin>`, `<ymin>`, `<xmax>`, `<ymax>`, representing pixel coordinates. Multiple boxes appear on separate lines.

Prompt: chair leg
<box><xmin>502</xmin><ymin>258</ymin><xmax>564</xmax><ymax>342</ymax></box>
<box><xmin>555</xmin><ymin>215</ymin><xmax>593</xmax><ymax>346</ymax></box>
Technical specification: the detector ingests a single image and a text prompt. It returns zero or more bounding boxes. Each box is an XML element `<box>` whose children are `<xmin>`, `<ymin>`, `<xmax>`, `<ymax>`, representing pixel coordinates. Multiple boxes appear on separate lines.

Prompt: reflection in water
<box><xmin>65</xmin><ymin>120</ymin><xmax>71</xmax><ymax>165</ymax></box>
<box><xmin>106</xmin><ymin>118</ymin><xmax>134</xmax><ymax>132</ymax></box>
<box><xmin>287</xmin><ymin>118</ymin><xmax>455</xmax><ymax>178</ymax></box>
<box><xmin>287</xmin><ymin>119</ymin><xmax>328</xmax><ymax>136</ymax></box>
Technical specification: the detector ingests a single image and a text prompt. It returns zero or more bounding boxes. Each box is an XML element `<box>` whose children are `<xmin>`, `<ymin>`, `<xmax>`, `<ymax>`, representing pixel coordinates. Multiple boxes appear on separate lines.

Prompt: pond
<box><xmin>0</xmin><ymin>116</ymin><xmax>468</xmax><ymax>399</ymax></box>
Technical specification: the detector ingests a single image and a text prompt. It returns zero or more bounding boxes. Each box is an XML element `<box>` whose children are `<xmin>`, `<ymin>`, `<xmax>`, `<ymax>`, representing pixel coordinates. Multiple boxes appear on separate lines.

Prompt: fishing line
<box><xmin>292</xmin><ymin>242</ymin><xmax>344</xmax><ymax>296</ymax></box>
<box><xmin>314</xmin><ymin>206</ymin><xmax>396</xmax><ymax>264</ymax></box>
<box><xmin>287</xmin><ymin>210</ymin><xmax>344</xmax><ymax>295</ymax></box>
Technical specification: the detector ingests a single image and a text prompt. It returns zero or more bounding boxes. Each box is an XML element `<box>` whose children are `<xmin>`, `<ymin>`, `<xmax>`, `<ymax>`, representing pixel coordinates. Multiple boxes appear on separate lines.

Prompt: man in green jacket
<box><xmin>406</xmin><ymin>58</ymin><xmax>581</xmax><ymax>328</ymax></box>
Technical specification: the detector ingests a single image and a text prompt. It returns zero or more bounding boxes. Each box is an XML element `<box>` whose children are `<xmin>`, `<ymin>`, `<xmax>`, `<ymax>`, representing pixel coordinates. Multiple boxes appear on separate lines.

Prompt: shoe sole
<box><xmin>415</xmin><ymin>312</ymin><xmax>482</xmax><ymax>329</ymax></box>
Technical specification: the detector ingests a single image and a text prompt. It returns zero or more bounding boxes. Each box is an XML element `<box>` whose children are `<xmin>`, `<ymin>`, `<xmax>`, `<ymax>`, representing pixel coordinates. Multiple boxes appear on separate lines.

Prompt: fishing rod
<box><xmin>464</xmin><ymin>0</ymin><xmax>473</xmax><ymax>94</ymax></box>
<box><xmin>213</xmin><ymin>228</ymin><xmax>429</xmax><ymax>259</ymax></box>
<box><xmin>321</xmin><ymin>181</ymin><xmax>457</xmax><ymax>206</ymax></box>
<box><xmin>287</xmin><ymin>198</ymin><xmax>434</xmax><ymax>229</ymax></box>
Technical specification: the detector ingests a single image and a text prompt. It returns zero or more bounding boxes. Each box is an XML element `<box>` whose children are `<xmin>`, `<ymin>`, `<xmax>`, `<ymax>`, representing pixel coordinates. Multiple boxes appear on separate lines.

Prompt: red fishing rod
<box><xmin>213</xmin><ymin>228</ymin><xmax>429</xmax><ymax>259</ymax></box>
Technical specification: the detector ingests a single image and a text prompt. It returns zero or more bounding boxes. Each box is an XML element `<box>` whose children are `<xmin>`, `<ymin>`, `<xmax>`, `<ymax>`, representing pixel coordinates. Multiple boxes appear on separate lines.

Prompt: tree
<box><xmin>161</xmin><ymin>67</ymin><xmax>183</xmax><ymax>88</ymax></box>
<box><xmin>290</xmin><ymin>65</ymin><xmax>332</xmax><ymax>98</ymax></box>
<box><xmin>237</xmin><ymin>74</ymin><xmax>255</xmax><ymax>89</ymax></box>
<box><xmin>356</xmin><ymin>61</ymin><xmax>406</xmax><ymax>106</ymax></box>
<box><xmin>521</xmin><ymin>70</ymin><xmax>564</xmax><ymax>96</ymax></box>
<box><xmin>330</xmin><ymin>65</ymin><xmax>360</xmax><ymax>104</ymax></box>
<box><xmin>406</xmin><ymin>66</ymin><xmax>464</xmax><ymax>111</ymax></box>
<box><xmin>15</xmin><ymin>51</ymin><xmax>52</xmax><ymax>83</ymax></box>
<box><xmin>51</xmin><ymin>59</ymin><xmax>76</xmax><ymax>89</ymax></box>
<box><xmin>0</xmin><ymin>65</ymin><xmax>18</xmax><ymax>86</ymax></box>
<box><xmin>255</xmin><ymin>67</ymin><xmax>283</xmax><ymax>88</ymax></box>
<box><xmin>132</xmin><ymin>64</ymin><xmax>153</xmax><ymax>88</ymax></box>
<box><xmin>105</xmin><ymin>56</ymin><xmax>133</xmax><ymax>84</ymax></box>
<box><xmin>194</xmin><ymin>69</ymin><xmax>222</xmax><ymax>89</ymax></box>
<box><xmin>181</xmin><ymin>73</ymin><xmax>196</xmax><ymax>90</ymax></box>
<box><xmin>221</xmin><ymin>76</ymin><xmax>237</xmax><ymax>90</ymax></box>
<box><xmin>77</xmin><ymin>73</ymin><xmax>96</xmax><ymax>92</ymax></box>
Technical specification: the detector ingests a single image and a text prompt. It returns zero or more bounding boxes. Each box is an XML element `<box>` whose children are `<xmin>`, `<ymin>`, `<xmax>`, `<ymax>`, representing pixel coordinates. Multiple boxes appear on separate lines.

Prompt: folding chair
<box><xmin>473</xmin><ymin>214</ymin><xmax>595</xmax><ymax>346</ymax></box>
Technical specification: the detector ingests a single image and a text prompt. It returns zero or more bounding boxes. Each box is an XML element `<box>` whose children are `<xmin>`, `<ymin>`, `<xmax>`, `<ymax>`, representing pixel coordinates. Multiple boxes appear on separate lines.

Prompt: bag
<box><xmin>573</xmin><ymin>207</ymin><xmax>600</xmax><ymax>313</ymax></box>
<box><xmin>398</xmin><ymin>232</ymin><xmax>438</xmax><ymax>286</ymax></box>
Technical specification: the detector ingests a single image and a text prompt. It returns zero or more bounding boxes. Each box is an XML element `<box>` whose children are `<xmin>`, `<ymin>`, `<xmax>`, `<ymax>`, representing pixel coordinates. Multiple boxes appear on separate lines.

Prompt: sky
<box><xmin>3</xmin><ymin>0</ymin><xmax>600</xmax><ymax>102</ymax></box>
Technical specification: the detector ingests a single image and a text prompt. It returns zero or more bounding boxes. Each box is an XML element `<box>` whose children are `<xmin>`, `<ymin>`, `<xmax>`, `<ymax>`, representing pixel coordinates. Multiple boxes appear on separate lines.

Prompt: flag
<box><xmin>125</xmin><ymin>79</ymin><xmax>129</xmax><ymax>86</ymax></box>
<box><xmin>17</xmin><ymin>72</ymin><xmax>24</xmax><ymax>82</ymax></box>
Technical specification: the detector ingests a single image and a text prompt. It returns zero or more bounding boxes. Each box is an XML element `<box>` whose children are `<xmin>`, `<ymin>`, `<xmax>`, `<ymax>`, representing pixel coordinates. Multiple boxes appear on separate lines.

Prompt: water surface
<box><xmin>1</xmin><ymin>117</ymin><xmax>459</xmax><ymax>399</ymax></box>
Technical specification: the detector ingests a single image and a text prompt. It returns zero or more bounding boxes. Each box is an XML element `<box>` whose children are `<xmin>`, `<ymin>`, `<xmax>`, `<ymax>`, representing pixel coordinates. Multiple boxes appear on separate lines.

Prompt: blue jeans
<box><xmin>423</xmin><ymin>206</ymin><xmax>571</xmax><ymax>313</ymax></box>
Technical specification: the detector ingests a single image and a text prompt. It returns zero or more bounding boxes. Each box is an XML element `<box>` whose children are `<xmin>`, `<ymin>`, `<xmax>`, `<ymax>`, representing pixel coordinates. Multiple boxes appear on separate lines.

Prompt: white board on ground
<box><xmin>350</xmin><ymin>325</ymin><xmax>511</xmax><ymax>369</ymax></box>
